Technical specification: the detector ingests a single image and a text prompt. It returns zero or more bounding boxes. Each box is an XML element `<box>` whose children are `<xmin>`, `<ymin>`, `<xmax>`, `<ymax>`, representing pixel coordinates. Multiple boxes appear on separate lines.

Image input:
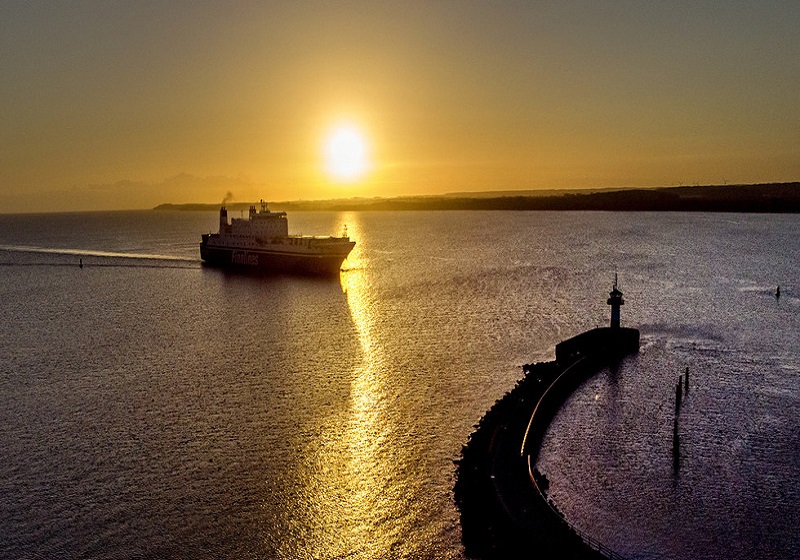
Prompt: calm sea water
<box><xmin>0</xmin><ymin>210</ymin><xmax>797</xmax><ymax>559</ymax></box>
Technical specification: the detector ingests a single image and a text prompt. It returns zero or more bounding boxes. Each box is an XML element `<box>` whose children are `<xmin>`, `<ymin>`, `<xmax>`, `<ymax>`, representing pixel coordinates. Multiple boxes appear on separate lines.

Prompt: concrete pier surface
<box><xmin>454</xmin><ymin>327</ymin><xmax>639</xmax><ymax>559</ymax></box>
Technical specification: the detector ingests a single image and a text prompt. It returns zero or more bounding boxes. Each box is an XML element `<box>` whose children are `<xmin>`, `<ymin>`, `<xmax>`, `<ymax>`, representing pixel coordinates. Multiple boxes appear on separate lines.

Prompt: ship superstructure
<box><xmin>200</xmin><ymin>200</ymin><xmax>355</xmax><ymax>275</ymax></box>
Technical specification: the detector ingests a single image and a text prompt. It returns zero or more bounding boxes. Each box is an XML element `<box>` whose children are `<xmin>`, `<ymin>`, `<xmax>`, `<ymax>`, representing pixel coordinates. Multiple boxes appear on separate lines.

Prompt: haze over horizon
<box><xmin>2</xmin><ymin>2</ymin><xmax>798</xmax><ymax>213</ymax></box>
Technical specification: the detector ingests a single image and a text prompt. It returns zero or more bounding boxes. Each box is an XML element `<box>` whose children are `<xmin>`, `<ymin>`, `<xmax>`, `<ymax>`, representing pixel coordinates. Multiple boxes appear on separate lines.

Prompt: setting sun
<box><xmin>323</xmin><ymin>124</ymin><xmax>369</xmax><ymax>182</ymax></box>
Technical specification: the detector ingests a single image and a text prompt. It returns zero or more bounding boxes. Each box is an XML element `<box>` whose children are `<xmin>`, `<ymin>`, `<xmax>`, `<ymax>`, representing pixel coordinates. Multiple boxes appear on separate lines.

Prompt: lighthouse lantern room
<box><xmin>607</xmin><ymin>274</ymin><xmax>624</xmax><ymax>329</ymax></box>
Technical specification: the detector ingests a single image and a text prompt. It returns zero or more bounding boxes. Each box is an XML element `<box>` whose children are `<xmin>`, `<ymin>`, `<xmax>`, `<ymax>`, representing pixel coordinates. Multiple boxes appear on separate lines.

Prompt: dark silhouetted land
<box><xmin>154</xmin><ymin>182</ymin><xmax>800</xmax><ymax>213</ymax></box>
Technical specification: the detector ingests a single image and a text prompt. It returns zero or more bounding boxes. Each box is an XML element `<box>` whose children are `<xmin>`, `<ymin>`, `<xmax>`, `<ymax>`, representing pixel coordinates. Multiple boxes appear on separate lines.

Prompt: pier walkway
<box><xmin>454</xmin><ymin>327</ymin><xmax>639</xmax><ymax>559</ymax></box>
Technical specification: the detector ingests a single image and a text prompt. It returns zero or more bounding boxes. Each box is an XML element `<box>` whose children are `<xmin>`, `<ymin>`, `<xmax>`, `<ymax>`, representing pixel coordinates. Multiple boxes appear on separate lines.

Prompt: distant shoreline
<box><xmin>154</xmin><ymin>182</ymin><xmax>800</xmax><ymax>213</ymax></box>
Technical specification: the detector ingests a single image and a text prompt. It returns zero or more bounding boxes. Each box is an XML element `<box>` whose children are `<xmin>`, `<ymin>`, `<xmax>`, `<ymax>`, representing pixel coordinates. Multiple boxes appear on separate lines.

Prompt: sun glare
<box><xmin>324</xmin><ymin>125</ymin><xmax>369</xmax><ymax>182</ymax></box>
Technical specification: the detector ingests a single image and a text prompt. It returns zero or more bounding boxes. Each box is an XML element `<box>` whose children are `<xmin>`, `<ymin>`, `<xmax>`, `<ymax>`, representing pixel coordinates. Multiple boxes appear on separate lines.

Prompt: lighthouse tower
<box><xmin>607</xmin><ymin>274</ymin><xmax>624</xmax><ymax>329</ymax></box>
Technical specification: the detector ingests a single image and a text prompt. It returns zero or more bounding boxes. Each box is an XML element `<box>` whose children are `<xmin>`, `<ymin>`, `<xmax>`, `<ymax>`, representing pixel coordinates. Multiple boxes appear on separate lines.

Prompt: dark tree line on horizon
<box><xmin>155</xmin><ymin>182</ymin><xmax>800</xmax><ymax>213</ymax></box>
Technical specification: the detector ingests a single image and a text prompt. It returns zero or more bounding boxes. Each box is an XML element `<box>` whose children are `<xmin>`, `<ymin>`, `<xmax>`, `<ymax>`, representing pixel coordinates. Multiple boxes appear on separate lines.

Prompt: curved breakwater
<box><xmin>455</xmin><ymin>327</ymin><xmax>639</xmax><ymax>559</ymax></box>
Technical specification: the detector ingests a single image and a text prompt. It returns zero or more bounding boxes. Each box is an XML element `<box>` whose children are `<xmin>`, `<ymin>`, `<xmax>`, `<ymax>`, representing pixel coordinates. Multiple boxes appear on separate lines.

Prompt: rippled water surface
<box><xmin>0</xmin><ymin>210</ymin><xmax>798</xmax><ymax>559</ymax></box>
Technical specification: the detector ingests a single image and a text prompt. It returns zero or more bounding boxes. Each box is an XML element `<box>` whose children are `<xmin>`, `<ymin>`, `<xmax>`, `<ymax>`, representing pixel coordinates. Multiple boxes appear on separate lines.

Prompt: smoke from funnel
<box><xmin>221</xmin><ymin>191</ymin><xmax>234</xmax><ymax>205</ymax></box>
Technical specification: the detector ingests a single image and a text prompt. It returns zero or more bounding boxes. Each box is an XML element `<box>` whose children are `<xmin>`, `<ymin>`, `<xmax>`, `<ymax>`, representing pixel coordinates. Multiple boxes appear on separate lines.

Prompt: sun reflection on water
<box><xmin>338</xmin><ymin>215</ymin><xmax>398</xmax><ymax>554</ymax></box>
<box><xmin>283</xmin><ymin>214</ymin><xmax>410</xmax><ymax>558</ymax></box>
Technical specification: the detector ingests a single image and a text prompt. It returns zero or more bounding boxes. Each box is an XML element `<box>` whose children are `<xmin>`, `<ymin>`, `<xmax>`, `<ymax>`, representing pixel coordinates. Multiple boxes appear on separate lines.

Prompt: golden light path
<box><xmin>285</xmin><ymin>213</ymin><xmax>408</xmax><ymax>558</ymax></box>
<box><xmin>337</xmin><ymin>214</ymin><xmax>400</xmax><ymax>555</ymax></box>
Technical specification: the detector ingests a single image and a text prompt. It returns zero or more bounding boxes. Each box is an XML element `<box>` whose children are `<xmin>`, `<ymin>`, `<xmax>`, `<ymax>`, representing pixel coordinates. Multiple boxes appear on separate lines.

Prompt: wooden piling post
<box><xmin>672</xmin><ymin>415</ymin><xmax>680</xmax><ymax>470</ymax></box>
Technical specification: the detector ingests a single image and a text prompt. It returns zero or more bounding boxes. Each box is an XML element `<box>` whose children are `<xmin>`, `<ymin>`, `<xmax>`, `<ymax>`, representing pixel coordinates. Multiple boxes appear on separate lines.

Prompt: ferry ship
<box><xmin>200</xmin><ymin>200</ymin><xmax>355</xmax><ymax>275</ymax></box>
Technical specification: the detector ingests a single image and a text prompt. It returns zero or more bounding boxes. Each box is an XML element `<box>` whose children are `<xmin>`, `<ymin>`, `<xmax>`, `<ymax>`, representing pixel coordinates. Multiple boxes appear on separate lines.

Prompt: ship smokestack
<box><xmin>219</xmin><ymin>206</ymin><xmax>228</xmax><ymax>233</ymax></box>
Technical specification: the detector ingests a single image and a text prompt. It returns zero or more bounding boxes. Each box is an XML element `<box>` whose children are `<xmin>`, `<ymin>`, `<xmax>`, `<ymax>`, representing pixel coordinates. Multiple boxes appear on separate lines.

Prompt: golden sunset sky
<box><xmin>1</xmin><ymin>2</ymin><xmax>798</xmax><ymax>212</ymax></box>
